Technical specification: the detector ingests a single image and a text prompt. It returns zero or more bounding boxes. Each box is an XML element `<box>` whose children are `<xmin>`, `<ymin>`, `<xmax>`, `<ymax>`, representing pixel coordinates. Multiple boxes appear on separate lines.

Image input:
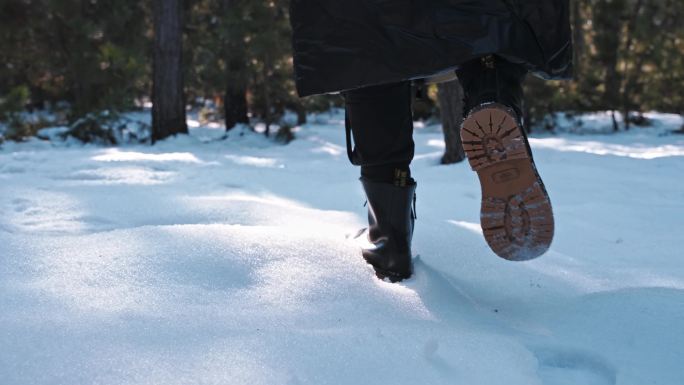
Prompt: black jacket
<box><xmin>290</xmin><ymin>0</ymin><xmax>572</xmax><ymax>96</ymax></box>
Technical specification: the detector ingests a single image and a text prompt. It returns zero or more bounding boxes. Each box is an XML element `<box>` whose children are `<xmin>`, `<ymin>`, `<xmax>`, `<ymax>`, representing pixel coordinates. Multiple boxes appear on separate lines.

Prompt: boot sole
<box><xmin>362</xmin><ymin>250</ymin><xmax>412</xmax><ymax>283</ymax></box>
<box><xmin>368</xmin><ymin>263</ymin><xmax>412</xmax><ymax>283</ymax></box>
<box><xmin>460</xmin><ymin>103</ymin><xmax>554</xmax><ymax>261</ymax></box>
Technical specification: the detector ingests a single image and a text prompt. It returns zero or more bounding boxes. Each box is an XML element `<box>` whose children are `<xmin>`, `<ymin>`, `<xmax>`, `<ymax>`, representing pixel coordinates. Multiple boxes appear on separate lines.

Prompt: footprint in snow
<box><xmin>532</xmin><ymin>346</ymin><xmax>616</xmax><ymax>385</ymax></box>
<box><xmin>11</xmin><ymin>198</ymin><xmax>31</xmax><ymax>212</ymax></box>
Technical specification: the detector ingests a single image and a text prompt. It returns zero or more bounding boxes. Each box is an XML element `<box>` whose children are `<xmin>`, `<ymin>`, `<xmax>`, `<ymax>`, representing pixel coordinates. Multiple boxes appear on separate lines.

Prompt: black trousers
<box><xmin>342</xmin><ymin>56</ymin><xmax>526</xmax><ymax>183</ymax></box>
<box><xmin>343</xmin><ymin>81</ymin><xmax>414</xmax><ymax>183</ymax></box>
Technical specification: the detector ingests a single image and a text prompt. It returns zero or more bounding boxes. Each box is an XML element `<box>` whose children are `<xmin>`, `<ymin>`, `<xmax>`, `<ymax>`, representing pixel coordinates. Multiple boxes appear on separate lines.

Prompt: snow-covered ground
<box><xmin>1</xmin><ymin>112</ymin><xmax>683</xmax><ymax>385</ymax></box>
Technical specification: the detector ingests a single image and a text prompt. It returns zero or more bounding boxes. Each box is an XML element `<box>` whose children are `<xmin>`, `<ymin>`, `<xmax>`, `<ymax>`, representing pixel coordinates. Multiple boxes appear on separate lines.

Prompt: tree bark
<box><xmin>152</xmin><ymin>0</ymin><xmax>187</xmax><ymax>143</ymax></box>
<box><xmin>221</xmin><ymin>0</ymin><xmax>249</xmax><ymax>131</ymax></box>
<box><xmin>571</xmin><ymin>0</ymin><xmax>585</xmax><ymax>76</ymax></box>
<box><xmin>295</xmin><ymin>103</ymin><xmax>307</xmax><ymax>125</ymax></box>
<box><xmin>594</xmin><ymin>0</ymin><xmax>625</xmax><ymax>116</ymax></box>
<box><xmin>224</xmin><ymin>61</ymin><xmax>249</xmax><ymax>130</ymax></box>
<box><xmin>620</xmin><ymin>0</ymin><xmax>644</xmax><ymax>131</ymax></box>
<box><xmin>437</xmin><ymin>79</ymin><xmax>466</xmax><ymax>164</ymax></box>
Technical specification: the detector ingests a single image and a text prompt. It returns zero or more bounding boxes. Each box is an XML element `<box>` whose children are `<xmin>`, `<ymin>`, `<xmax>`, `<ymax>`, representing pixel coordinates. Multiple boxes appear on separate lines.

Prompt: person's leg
<box><xmin>456</xmin><ymin>55</ymin><xmax>527</xmax><ymax>121</ymax></box>
<box><xmin>343</xmin><ymin>81</ymin><xmax>415</xmax><ymax>186</ymax></box>
<box><xmin>456</xmin><ymin>55</ymin><xmax>554</xmax><ymax>261</ymax></box>
<box><xmin>343</xmin><ymin>81</ymin><xmax>416</xmax><ymax>282</ymax></box>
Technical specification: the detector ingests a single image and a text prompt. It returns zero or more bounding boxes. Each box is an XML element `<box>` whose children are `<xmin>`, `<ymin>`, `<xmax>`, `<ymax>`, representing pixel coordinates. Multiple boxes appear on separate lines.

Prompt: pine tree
<box><xmin>152</xmin><ymin>0</ymin><xmax>188</xmax><ymax>143</ymax></box>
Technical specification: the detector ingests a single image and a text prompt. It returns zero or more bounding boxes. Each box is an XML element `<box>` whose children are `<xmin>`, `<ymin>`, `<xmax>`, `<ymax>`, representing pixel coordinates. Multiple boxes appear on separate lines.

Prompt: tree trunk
<box><xmin>152</xmin><ymin>0</ymin><xmax>187</xmax><ymax>143</ymax></box>
<box><xmin>620</xmin><ymin>0</ymin><xmax>644</xmax><ymax>131</ymax></box>
<box><xmin>261</xmin><ymin>58</ymin><xmax>272</xmax><ymax>137</ymax></box>
<box><xmin>221</xmin><ymin>0</ymin><xmax>249</xmax><ymax>131</ymax></box>
<box><xmin>224</xmin><ymin>67</ymin><xmax>249</xmax><ymax>130</ymax></box>
<box><xmin>594</xmin><ymin>0</ymin><xmax>625</xmax><ymax>116</ymax></box>
<box><xmin>295</xmin><ymin>103</ymin><xmax>307</xmax><ymax>125</ymax></box>
<box><xmin>571</xmin><ymin>0</ymin><xmax>585</xmax><ymax>76</ymax></box>
<box><xmin>437</xmin><ymin>79</ymin><xmax>466</xmax><ymax>164</ymax></box>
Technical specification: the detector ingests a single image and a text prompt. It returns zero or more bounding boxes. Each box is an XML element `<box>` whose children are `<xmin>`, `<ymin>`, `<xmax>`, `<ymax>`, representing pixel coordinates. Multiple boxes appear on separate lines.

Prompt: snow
<box><xmin>1</xmin><ymin>111</ymin><xmax>684</xmax><ymax>385</ymax></box>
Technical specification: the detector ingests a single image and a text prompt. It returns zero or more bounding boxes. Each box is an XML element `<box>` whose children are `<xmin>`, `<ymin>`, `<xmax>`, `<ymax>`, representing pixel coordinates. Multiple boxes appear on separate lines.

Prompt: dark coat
<box><xmin>290</xmin><ymin>0</ymin><xmax>573</xmax><ymax>96</ymax></box>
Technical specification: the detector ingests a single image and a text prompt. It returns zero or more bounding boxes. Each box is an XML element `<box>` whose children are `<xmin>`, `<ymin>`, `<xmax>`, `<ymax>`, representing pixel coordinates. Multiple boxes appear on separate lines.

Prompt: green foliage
<box><xmin>2</xmin><ymin>0</ymin><xmax>684</xmax><ymax>139</ymax></box>
<box><xmin>0</xmin><ymin>85</ymin><xmax>29</xmax><ymax>120</ymax></box>
<box><xmin>523</xmin><ymin>0</ymin><xmax>684</xmax><ymax>131</ymax></box>
<box><xmin>0</xmin><ymin>0</ymin><xmax>148</xmax><ymax>121</ymax></box>
<box><xmin>63</xmin><ymin>112</ymin><xmax>150</xmax><ymax>145</ymax></box>
<box><xmin>186</xmin><ymin>0</ymin><xmax>301</xmax><ymax>126</ymax></box>
<box><xmin>0</xmin><ymin>85</ymin><xmax>37</xmax><ymax>140</ymax></box>
<box><xmin>66</xmin><ymin>112</ymin><xmax>118</xmax><ymax>145</ymax></box>
<box><xmin>299</xmin><ymin>94</ymin><xmax>344</xmax><ymax>113</ymax></box>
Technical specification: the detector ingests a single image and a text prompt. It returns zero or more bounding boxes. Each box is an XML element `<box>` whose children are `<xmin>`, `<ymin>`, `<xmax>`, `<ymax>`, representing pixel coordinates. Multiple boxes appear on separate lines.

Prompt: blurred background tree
<box><xmin>523</xmin><ymin>0</ymin><xmax>684</xmax><ymax>131</ymax></box>
<box><xmin>0</xmin><ymin>0</ymin><xmax>148</xmax><ymax>119</ymax></box>
<box><xmin>152</xmin><ymin>0</ymin><xmax>188</xmax><ymax>142</ymax></box>
<box><xmin>1</xmin><ymin>0</ymin><xmax>683</xmax><ymax>142</ymax></box>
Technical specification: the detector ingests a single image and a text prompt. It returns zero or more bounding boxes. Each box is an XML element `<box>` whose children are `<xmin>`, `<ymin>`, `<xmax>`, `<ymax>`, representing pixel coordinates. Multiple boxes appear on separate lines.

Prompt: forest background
<box><xmin>1</xmin><ymin>0</ymin><xmax>683</xmax><ymax>150</ymax></box>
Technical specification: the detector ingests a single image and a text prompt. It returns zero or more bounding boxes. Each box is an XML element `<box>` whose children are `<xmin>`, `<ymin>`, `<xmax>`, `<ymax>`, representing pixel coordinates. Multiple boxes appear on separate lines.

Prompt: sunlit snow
<box><xmin>1</xmin><ymin>111</ymin><xmax>683</xmax><ymax>385</ymax></box>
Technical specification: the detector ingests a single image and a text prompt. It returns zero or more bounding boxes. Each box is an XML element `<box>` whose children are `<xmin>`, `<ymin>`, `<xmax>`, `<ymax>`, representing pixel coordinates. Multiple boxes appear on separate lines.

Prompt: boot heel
<box><xmin>461</xmin><ymin>103</ymin><xmax>530</xmax><ymax>172</ymax></box>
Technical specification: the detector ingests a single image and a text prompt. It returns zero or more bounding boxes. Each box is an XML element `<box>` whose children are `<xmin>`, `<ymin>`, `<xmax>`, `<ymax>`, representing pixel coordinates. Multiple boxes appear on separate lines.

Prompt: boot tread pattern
<box><xmin>461</xmin><ymin>103</ymin><xmax>554</xmax><ymax>261</ymax></box>
<box><xmin>461</xmin><ymin>103</ymin><xmax>529</xmax><ymax>171</ymax></box>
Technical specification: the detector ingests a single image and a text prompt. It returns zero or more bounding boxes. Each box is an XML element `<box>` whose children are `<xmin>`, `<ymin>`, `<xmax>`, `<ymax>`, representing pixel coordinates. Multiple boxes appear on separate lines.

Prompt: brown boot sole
<box><xmin>460</xmin><ymin>103</ymin><xmax>554</xmax><ymax>261</ymax></box>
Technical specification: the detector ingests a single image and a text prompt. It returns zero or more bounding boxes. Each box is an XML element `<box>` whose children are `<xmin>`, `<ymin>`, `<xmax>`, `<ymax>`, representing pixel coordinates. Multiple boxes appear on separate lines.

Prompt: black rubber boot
<box><xmin>356</xmin><ymin>178</ymin><xmax>417</xmax><ymax>282</ymax></box>
<box><xmin>456</xmin><ymin>55</ymin><xmax>527</xmax><ymax>122</ymax></box>
<box><xmin>456</xmin><ymin>55</ymin><xmax>534</xmax><ymax>158</ymax></box>
<box><xmin>457</xmin><ymin>56</ymin><xmax>554</xmax><ymax>261</ymax></box>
